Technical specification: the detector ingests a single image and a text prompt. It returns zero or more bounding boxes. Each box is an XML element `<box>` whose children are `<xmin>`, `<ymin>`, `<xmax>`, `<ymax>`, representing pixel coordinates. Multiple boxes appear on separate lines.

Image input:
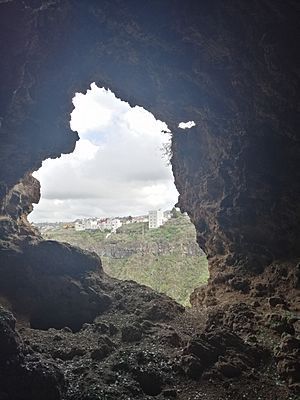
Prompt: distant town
<box><xmin>34</xmin><ymin>209</ymin><xmax>182</xmax><ymax>234</ymax></box>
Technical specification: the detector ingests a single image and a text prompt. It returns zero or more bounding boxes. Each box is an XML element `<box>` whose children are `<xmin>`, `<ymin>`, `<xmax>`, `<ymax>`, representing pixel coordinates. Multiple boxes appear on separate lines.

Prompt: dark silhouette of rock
<box><xmin>0</xmin><ymin>307</ymin><xmax>65</xmax><ymax>399</ymax></box>
<box><xmin>0</xmin><ymin>1</ymin><xmax>299</xmax><ymax>398</ymax></box>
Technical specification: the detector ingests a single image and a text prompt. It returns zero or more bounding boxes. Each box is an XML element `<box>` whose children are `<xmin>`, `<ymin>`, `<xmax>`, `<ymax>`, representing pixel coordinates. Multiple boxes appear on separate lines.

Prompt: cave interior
<box><xmin>0</xmin><ymin>1</ymin><xmax>299</xmax><ymax>399</ymax></box>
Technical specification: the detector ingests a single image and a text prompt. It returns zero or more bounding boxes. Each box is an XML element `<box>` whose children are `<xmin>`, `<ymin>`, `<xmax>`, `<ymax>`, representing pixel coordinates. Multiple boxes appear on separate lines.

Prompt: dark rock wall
<box><xmin>0</xmin><ymin>0</ymin><xmax>299</xmax><ymax>301</ymax></box>
<box><xmin>0</xmin><ymin>3</ymin><xmax>299</xmax><ymax>397</ymax></box>
<box><xmin>170</xmin><ymin>1</ymin><xmax>300</xmax><ymax>267</ymax></box>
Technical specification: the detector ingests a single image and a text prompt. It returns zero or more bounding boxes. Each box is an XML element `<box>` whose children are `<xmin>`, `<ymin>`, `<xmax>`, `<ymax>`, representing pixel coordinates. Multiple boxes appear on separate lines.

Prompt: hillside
<box><xmin>40</xmin><ymin>214</ymin><xmax>208</xmax><ymax>305</ymax></box>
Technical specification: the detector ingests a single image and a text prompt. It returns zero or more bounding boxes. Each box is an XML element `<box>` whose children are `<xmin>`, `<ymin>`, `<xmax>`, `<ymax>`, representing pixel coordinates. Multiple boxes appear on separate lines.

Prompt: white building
<box><xmin>75</xmin><ymin>221</ymin><xmax>85</xmax><ymax>231</ymax></box>
<box><xmin>148</xmin><ymin>210</ymin><xmax>164</xmax><ymax>229</ymax></box>
<box><xmin>97</xmin><ymin>218</ymin><xmax>122</xmax><ymax>232</ymax></box>
<box><xmin>75</xmin><ymin>219</ymin><xmax>98</xmax><ymax>231</ymax></box>
<box><xmin>163</xmin><ymin>210</ymin><xmax>172</xmax><ymax>220</ymax></box>
<box><xmin>109</xmin><ymin>218</ymin><xmax>122</xmax><ymax>232</ymax></box>
<box><xmin>75</xmin><ymin>217</ymin><xmax>122</xmax><ymax>232</ymax></box>
<box><xmin>87</xmin><ymin>219</ymin><xmax>98</xmax><ymax>230</ymax></box>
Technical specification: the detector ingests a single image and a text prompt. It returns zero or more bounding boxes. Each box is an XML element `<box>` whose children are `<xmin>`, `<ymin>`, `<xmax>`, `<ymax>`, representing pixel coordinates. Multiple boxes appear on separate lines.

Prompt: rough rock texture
<box><xmin>3</xmin><ymin>290</ymin><xmax>296</xmax><ymax>400</ymax></box>
<box><xmin>0</xmin><ymin>237</ymin><xmax>111</xmax><ymax>331</ymax></box>
<box><xmin>0</xmin><ymin>0</ymin><xmax>299</xmax><ymax>398</ymax></box>
<box><xmin>169</xmin><ymin>4</ymin><xmax>300</xmax><ymax>269</ymax></box>
<box><xmin>0</xmin><ymin>306</ymin><xmax>65</xmax><ymax>400</ymax></box>
<box><xmin>0</xmin><ymin>1</ymin><xmax>299</xmax><ymax>256</ymax></box>
<box><xmin>0</xmin><ymin>0</ymin><xmax>299</xmax><ymax>262</ymax></box>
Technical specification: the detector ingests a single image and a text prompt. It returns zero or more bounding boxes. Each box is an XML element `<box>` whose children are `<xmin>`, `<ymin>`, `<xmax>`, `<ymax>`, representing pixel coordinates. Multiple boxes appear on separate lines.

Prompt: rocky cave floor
<box><xmin>1</xmin><ymin>266</ymin><xmax>300</xmax><ymax>400</ymax></box>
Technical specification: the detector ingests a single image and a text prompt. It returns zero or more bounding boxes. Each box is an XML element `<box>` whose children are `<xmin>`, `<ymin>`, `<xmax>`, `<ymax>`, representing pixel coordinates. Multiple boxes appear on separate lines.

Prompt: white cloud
<box><xmin>29</xmin><ymin>84</ymin><xmax>178</xmax><ymax>222</ymax></box>
<box><xmin>178</xmin><ymin>120</ymin><xmax>196</xmax><ymax>129</ymax></box>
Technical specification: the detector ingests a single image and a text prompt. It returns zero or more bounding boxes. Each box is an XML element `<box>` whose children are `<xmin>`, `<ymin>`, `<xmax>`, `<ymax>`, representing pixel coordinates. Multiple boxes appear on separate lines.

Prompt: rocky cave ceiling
<box><xmin>0</xmin><ymin>1</ymin><xmax>300</xmax><ymax>398</ymax></box>
<box><xmin>0</xmin><ymin>0</ymin><xmax>300</xmax><ymax>273</ymax></box>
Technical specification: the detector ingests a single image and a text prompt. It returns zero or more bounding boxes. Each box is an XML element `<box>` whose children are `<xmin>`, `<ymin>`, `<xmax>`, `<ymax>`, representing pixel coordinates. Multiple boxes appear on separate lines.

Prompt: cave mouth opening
<box><xmin>29</xmin><ymin>83</ymin><xmax>208</xmax><ymax>306</ymax></box>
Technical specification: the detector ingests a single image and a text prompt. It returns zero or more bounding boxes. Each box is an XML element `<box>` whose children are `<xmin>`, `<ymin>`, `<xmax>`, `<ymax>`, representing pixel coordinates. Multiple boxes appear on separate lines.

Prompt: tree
<box><xmin>171</xmin><ymin>207</ymin><xmax>180</xmax><ymax>219</ymax></box>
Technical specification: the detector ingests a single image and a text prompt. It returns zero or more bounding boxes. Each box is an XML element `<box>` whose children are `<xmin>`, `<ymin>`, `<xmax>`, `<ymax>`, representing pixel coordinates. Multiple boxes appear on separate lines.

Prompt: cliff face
<box><xmin>1</xmin><ymin>0</ymin><xmax>298</xmax><ymax>302</ymax></box>
<box><xmin>169</xmin><ymin>2</ymin><xmax>300</xmax><ymax>266</ymax></box>
<box><xmin>0</xmin><ymin>1</ymin><xmax>299</xmax><ymax>398</ymax></box>
<box><xmin>39</xmin><ymin>217</ymin><xmax>208</xmax><ymax>305</ymax></box>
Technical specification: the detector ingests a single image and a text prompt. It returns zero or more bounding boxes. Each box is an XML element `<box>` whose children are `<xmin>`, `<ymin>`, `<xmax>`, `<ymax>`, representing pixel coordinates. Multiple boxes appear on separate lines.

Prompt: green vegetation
<box><xmin>103</xmin><ymin>254</ymin><xmax>208</xmax><ymax>306</ymax></box>
<box><xmin>41</xmin><ymin>214</ymin><xmax>209</xmax><ymax>306</ymax></box>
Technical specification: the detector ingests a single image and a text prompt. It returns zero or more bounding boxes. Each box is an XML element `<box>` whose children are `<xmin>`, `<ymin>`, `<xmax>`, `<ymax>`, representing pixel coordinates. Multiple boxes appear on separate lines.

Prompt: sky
<box><xmin>29</xmin><ymin>83</ymin><xmax>180</xmax><ymax>222</ymax></box>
